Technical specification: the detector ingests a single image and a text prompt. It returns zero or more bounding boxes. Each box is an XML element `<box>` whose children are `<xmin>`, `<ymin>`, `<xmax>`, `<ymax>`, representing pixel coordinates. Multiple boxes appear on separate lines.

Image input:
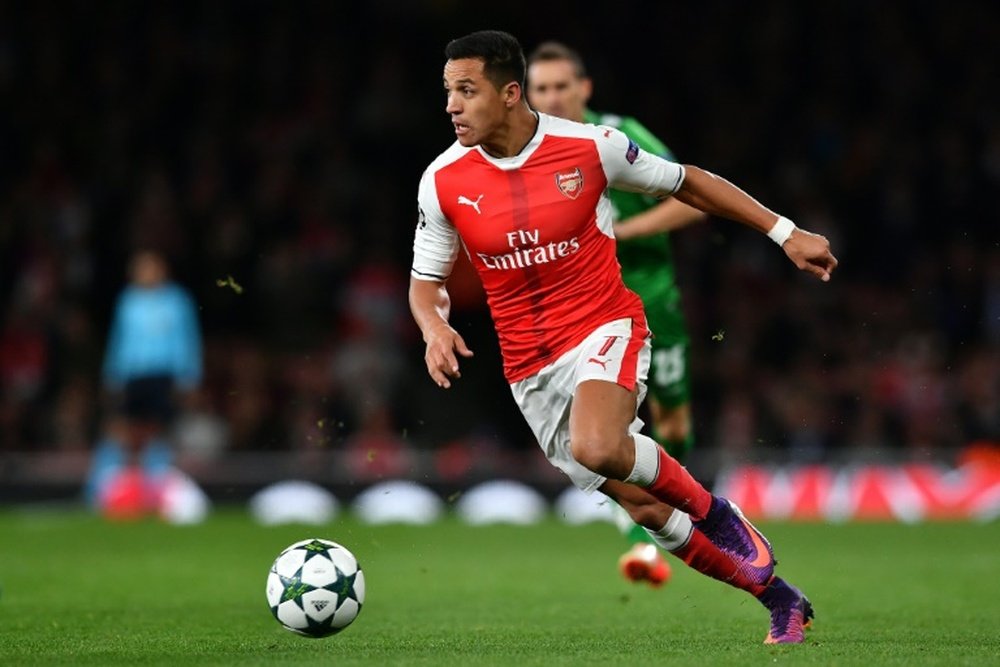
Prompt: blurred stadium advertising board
<box><xmin>714</xmin><ymin>463</ymin><xmax>1000</xmax><ymax>523</ymax></box>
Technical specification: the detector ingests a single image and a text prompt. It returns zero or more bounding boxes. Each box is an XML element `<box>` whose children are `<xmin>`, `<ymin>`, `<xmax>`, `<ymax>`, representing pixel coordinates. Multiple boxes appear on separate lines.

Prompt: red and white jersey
<box><xmin>412</xmin><ymin>112</ymin><xmax>685</xmax><ymax>383</ymax></box>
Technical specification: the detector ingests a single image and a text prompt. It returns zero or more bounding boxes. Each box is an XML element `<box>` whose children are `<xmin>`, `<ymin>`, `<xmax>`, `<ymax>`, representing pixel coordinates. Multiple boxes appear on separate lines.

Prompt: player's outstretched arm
<box><xmin>613</xmin><ymin>198</ymin><xmax>707</xmax><ymax>241</ymax></box>
<box><xmin>674</xmin><ymin>166</ymin><xmax>838</xmax><ymax>282</ymax></box>
<box><xmin>409</xmin><ymin>277</ymin><xmax>474</xmax><ymax>389</ymax></box>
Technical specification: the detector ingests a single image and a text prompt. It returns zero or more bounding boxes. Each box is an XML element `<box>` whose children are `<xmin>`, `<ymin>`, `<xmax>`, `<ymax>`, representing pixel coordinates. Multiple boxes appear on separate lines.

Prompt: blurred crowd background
<box><xmin>1</xmin><ymin>2</ymin><xmax>997</xmax><ymax>495</ymax></box>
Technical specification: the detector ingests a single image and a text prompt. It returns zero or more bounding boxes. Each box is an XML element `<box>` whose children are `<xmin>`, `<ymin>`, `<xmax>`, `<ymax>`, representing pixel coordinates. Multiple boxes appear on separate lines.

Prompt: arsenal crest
<box><xmin>555</xmin><ymin>168</ymin><xmax>584</xmax><ymax>199</ymax></box>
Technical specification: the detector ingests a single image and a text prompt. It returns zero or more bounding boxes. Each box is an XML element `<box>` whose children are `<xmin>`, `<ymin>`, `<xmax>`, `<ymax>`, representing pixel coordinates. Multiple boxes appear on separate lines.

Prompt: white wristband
<box><xmin>767</xmin><ymin>216</ymin><xmax>796</xmax><ymax>246</ymax></box>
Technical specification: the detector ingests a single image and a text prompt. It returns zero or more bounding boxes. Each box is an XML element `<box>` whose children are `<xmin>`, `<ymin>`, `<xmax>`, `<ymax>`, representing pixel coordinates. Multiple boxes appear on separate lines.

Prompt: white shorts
<box><xmin>510</xmin><ymin>318</ymin><xmax>651</xmax><ymax>493</ymax></box>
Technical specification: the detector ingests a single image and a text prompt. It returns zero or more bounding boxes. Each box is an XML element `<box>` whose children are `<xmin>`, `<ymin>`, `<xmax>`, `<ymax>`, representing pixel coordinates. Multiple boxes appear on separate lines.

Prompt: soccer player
<box><xmin>87</xmin><ymin>250</ymin><xmax>203</xmax><ymax>515</ymax></box>
<box><xmin>410</xmin><ymin>30</ymin><xmax>835</xmax><ymax>643</ymax></box>
<box><xmin>526</xmin><ymin>41</ymin><xmax>704</xmax><ymax>588</ymax></box>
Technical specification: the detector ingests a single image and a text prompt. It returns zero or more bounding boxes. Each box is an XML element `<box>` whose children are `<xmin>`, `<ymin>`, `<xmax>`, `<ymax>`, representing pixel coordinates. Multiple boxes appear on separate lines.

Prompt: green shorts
<box><xmin>645</xmin><ymin>305</ymin><xmax>690</xmax><ymax>409</ymax></box>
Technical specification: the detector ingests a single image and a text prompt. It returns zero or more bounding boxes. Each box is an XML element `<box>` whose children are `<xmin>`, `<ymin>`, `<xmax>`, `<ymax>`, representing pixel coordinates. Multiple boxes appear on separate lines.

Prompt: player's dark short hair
<box><xmin>527</xmin><ymin>41</ymin><xmax>588</xmax><ymax>79</ymax></box>
<box><xmin>445</xmin><ymin>30</ymin><xmax>526</xmax><ymax>91</ymax></box>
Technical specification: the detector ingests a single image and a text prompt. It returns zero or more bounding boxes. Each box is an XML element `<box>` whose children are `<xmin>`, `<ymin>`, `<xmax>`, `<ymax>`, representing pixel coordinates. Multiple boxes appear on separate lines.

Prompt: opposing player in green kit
<box><xmin>527</xmin><ymin>41</ymin><xmax>707</xmax><ymax>587</ymax></box>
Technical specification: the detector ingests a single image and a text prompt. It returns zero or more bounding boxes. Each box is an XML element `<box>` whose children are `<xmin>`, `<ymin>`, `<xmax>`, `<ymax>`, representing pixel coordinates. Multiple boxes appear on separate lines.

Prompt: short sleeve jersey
<box><xmin>412</xmin><ymin>112</ymin><xmax>685</xmax><ymax>383</ymax></box>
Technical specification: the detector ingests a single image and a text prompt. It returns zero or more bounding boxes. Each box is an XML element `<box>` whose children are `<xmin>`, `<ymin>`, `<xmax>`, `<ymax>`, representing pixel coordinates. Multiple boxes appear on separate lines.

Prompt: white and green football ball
<box><xmin>266</xmin><ymin>538</ymin><xmax>365</xmax><ymax>638</ymax></box>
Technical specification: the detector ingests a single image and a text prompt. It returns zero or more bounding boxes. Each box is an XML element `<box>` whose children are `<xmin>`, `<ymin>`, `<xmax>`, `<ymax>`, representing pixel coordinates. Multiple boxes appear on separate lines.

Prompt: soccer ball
<box><xmin>265</xmin><ymin>538</ymin><xmax>366</xmax><ymax>637</ymax></box>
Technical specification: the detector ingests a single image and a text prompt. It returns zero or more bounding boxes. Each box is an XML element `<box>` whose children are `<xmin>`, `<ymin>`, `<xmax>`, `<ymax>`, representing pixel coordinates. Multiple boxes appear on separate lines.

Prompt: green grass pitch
<box><xmin>1</xmin><ymin>510</ymin><xmax>998</xmax><ymax>666</ymax></box>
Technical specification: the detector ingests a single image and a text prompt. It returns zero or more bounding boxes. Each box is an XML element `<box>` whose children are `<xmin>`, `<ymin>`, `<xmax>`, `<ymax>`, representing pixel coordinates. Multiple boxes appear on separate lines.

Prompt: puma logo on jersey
<box><xmin>587</xmin><ymin>357</ymin><xmax>609</xmax><ymax>370</ymax></box>
<box><xmin>457</xmin><ymin>194</ymin><xmax>484</xmax><ymax>214</ymax></box>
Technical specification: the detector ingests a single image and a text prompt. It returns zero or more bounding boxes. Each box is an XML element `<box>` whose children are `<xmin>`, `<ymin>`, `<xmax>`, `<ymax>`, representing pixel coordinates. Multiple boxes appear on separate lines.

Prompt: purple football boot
<box><xmin>694</xmin><ymin>496</ymin><xmax>776</xmax><ymax>586</ymax></box>
<box><xmin>760</xmin><ymin>577</ymin><xmax>815</xmax><ymax>644</ymax></box>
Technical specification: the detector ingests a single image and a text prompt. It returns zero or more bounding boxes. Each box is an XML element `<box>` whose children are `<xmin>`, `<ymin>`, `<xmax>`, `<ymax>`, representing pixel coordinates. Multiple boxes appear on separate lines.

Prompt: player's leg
<box><xmin>568</xmin><ymin>374</ymin><xmax>703</xmax><ymax>583</ymax></box>
<box><xmin>85</xmin><ymin>421</ymin><xmax>128</xmax><ymax>508</ymax></box>
<box><xmin>649</xmin><ymin>399</ymin><xmax>694</xmax><ymax>462</ymax></box>
<box><xmin>621</xmin><ymin>426</ymin><xmax>781</xmax><ymax>586</ymax></box>
<box><xmin>566</xmin><ymin>378</ymin><xmax>642</xmax><ymax>480</ymax></box>
<box><xmin>646</xmin><ymin>331</ymin><xmax>782</xmax><ymax>586</ymax></box>
<box><xmin>612</xmin><ymin>337</ymin><xmax>692</xmax><ymax>584</ymax></box>
<box><xmin>609</xmin><ymin>333</ymin><xmax>711</xmax><ymax>521</ymax></box>
<box><xmin>607</xmin><ymin>490</ymin><xmax>669</xmax><ymax>587</ymax></box>
<box><xmin>614</xmin><ymin>397</ymin><xmax>691</xmax><ymax>586</ymax></box>
<box><xmin>563</xmin><ymin>317</ymin><xmax>657</xmax><ymax>481</ymax></box>
<box><xmin>510</xmin><ymin>318</ymin><xmax>668</xmax><ymax>586</ymax></box>
<box><xmin>601</xmin><ymin>479</ymin><xmax>766</xmax><ymax>595</ymax></box>
<box><xmin>570</xmin><ymin>385</ymin><xmax>777</xmax><ymax>588</ymax></box>
<box><xmin>563</xmin><ymin>319</ymin><xmax>776</xmax><ymax>585</ymax></box>
<box><xmin>511</xmin><ymin>319</ymin><xmax>795</xmax><ymax>640</ymax></box>
<box><xmin>646</xmin><ymin>336</ymin><xmax>695</xmax><ymax>462</ymax></box>
<box><xmin>608</xmin><ymin>312</ymin><xmax>695</xmax><ymax>582</ymax></box>
<box><xmin>611</xmin><ymin>503</ymin><xmax>669</xmax><ymax>587</ymax></box>
<box><xmin>621</xmin><ymin>431</ymin><xmax>779</xmax><ymax>585</ymax></box>
<box><xmin>603</xmin><ymin>479</ymin><xmax>815</xmax><ymax>643</ymax></box>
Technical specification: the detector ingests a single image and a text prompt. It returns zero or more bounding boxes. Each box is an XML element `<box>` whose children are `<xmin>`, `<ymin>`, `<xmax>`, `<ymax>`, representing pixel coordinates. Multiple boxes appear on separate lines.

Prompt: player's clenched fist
<box><xmin>423</xmin><ymin>324</ymin><xmax>474</xmax><ymax>389</ymax></box>
<box><xmin>783</xmin><ymin>229</ymin><xmax>839</xmax><ymax>282</ymax></box>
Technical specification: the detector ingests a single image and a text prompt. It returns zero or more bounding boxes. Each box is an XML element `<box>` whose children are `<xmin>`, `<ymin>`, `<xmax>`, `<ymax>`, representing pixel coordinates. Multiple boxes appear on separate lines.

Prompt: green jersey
<box><xmin>585</xmin><ymin>110</ymin><xmax>691</xmax><ymax>411</ymax></box>
<box><xmin>584</xmin><ymin>110</ymin><xmax>683</xmax><ymax>337</ymax></box>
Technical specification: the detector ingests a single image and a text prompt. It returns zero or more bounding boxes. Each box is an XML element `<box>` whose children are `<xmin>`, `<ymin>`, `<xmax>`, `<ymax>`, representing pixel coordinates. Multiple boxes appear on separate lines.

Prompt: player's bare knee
<box><xmin>570</xmin><ymin>434</ymin><xmax>626</xmax><ymax>477</ymax></box>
